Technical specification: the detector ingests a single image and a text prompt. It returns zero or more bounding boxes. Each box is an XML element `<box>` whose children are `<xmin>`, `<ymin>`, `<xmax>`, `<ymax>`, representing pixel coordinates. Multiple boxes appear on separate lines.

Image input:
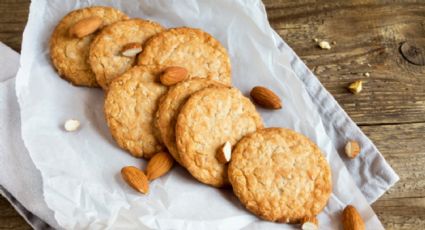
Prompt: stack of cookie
<box><xmin>49</xmin><ymin>6</ymin><xmax>333</xmax><ymax>228</ymax></box>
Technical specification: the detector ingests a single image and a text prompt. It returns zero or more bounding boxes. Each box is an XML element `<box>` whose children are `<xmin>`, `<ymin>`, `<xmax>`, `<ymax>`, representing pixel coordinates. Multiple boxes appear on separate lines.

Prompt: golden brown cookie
<box><xmin>176</xmin><ymin>87</ymin><xmax>263</xmax><ymax>187</ymax></box>
<box><xmin>228</xmin><ymin>128</ymin><xmax>332</xmax><ymax>223</ymax></box>
<box><xmin>50</xmin><ymin>6</ymin><xmax>128</xmax><ymax>87</ymax></box>
<box><xmin>156</xmin><ymin>78</ymin><xmax>224</xmax><ymax>164</ymax></box>
<box><xmin>90</xmin><ymin>19</ymin><xmax>164</xmax><ymax>90</ymax></box>
<box><xmin>138</xmin><ymin>27</ymin><xmax>232</xmax><ymax>85</ymax></box>
<box><xmin>104</xmin><ymin>66</ymin><xmax>166</xmax><ymax>159</ymax></box>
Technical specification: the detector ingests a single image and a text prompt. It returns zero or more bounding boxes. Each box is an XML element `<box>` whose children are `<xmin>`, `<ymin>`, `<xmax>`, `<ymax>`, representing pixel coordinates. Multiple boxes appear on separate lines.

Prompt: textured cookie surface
<box><xmin>90</xmin><ymin>19</ymin><xmax>164</xmax><ymax>90</ymax></box>
<box><xmin>228</xmin><ymin>128</ymin><xmax>332</xmax><ymax>223</ymax></box>
<box><xmin>138</xmin><ymin>27</ymin><xmax>232</xmax><ymax>85</ymax></box>
<box><xmin>176</xmin><ymin>87</ymin><xmax>263</xmax><ymax>187</ymax></box>
<box><xmin>50</xmin><ymin>6</ymin><xmax>128</xmax><ymax>87</ymax></box>
<box><xmin>104</xmin><ymin>66</ymin><xmax>166</xmax><ymax>158</ymax></box>
<box><xmin>156</xmin><ymin>78</ymin><xmax>224</xmax><ymax>164</ymax></box>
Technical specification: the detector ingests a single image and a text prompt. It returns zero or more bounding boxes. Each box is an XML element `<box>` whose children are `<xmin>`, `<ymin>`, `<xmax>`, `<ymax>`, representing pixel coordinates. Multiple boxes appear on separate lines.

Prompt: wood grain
<box><xmin>1</xmin><ymin>0</ymin><xmax>425</xmax><ymax>229</ymax></box>
<box><xmin>265</xmin><ymin>0</ymin><xmax>425</xmax><ymax>125</ymax></box>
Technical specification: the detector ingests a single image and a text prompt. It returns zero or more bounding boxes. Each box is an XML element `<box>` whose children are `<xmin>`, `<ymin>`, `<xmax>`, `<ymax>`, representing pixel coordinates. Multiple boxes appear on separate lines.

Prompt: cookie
<box><xmin>228</xmin><ymin>128</ymin><xmax>332</xmax><ymax>223</ymax></box>
<box><xmin>138</xmin><ymin>27</ymin><xmax>232</xmax><ymax>85</ymax></box>
<box><xmin>50</xmin><ymin>6</ymin><xmax>128</xmax><ymax>87</ymax></box>
<box><xmin>104</xmin><ymin>66</ymin><xmax>166</xmax><ymax>158</ymax></box>
<box><xmin>176</xmin><ymin>87</ymin><xmax>263</xmax><ymax>187</ymax></box>
<box><xmin>90</xmin><ymin>19</ymin><xmax>164</xmax><ymax>90</ymax></box>
<box><xmin>156</xmin><ymin>78</ymin><xmax>224</xmax><ymax>164</ymax></box>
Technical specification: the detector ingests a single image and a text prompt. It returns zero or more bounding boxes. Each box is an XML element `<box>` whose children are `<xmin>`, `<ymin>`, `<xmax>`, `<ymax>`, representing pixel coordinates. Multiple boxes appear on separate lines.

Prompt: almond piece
<box><xmin>345</xmin><ymin>141</ymin><xmax>361</xmax><ymax>159</ymax></box>
<box><xmin>146</xmin><ymin>152</ymin><xmax>174</xmax><ymax>180</ymax></box>
<box><xmin>348</xmin><ymin>80</ymin><xmax>363</xmax><ymax>94</ymax></box>
<box><xmin>342</xmin><ymin>205</ymin><xmax>365</xmax><ymax>230</ymax></box>
<box><xmin>121</xmin><ymin>43</ymin><xmax>143</xmax><ymax>57</ymax></box>
<box><xmin>69</xmin><ymin>16</ymin><xmax>102</xmax><ymax>38</ymax></box>
<box><xmin>301</xmin><ymin>216</ymin><xmax>318</xmax><ymax>230</ymax></box>
<box><xmin>160</xmin><ymin>66</ymin><xmax>188</xmax><ymax>86</ymax></box>
<box><xmin>216</xmin><ymin>141</ymin><xmax>232</xmax><ymax>164</ymax></box>
<box><xmin>250</xmin><ymin>86</ymin><xmax>282</xmax><ymax>109</ymax></box>
<box><xmin>121</xmin><ymin>166</ymin><xmax>149</xmax><ymax>194</ymax></box>
<box><xmin>64</xmin><ymin>119</ymin><xmax>80</xmax><ymax>132</ymax></box>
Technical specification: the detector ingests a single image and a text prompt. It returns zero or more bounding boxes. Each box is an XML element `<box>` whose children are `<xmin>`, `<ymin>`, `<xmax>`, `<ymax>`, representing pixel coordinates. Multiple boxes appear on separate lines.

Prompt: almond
<box><xmin>64</xmin><ymin>119</ymin><xmax>80</xmax><ymax>132</ymax></box>
<box><xmin>348</xmin><ymin>80</ymin><xmax>363</xmax><ymax>94</ymax></box>
<box><xmin>345</xmin><ymin>141</ymin><xmax>361</xmax><ymax>159</ymax></box>
<box><xmin>301</xmin><ymin>216</ymin><xmax>318</xmax><ymax>230</ymax></box>
<box><xmin>69</xmin><ymin>16</ymin><xmax>102</xmax><ymax>38</ymax></box>
<box><xmin>216</xmin><ymin>141</ymin><xmax>232</xmax><ymax>164</ymax></box>
<box><xmin>160</xmin><ymin>66</ymin><xmax>188</xmax><ymax>86</ymax></box>
<box><xmin>146</xmin><ymin>152</ymin><xmax>174</xmax><ymax>180</ymax></box>
<box><xmin>121</xmin><ymin>43</ymin><xmax>143</xmax><ymax>57</ymax></box>
<box><xmin>121</xmin><ymin>166</ymin><xmax>149</xmax><ymax>194</ymax></box>
<box><xmin>342</xmin><ymin>205</ymin><xmax>365</xmax><ymax>230</ymax></box>
<box><xmin>250</xmin><ymin>86</ymin><xmax>282</xmax><ymax>109</ymax></box>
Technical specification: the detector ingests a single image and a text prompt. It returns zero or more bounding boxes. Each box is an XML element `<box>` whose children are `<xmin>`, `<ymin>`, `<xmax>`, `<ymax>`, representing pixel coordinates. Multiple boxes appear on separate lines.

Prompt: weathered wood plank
<box><xmin>0</xmin><ymin>0</ymin><xmax>29</xmax><ymax>51</ymax></box>
<box><xmin>265</xmin><ymin>0</ymin><xmax>425</xmax><ymax>125</ymax></box>
<box><xmin>363</xmin><ymin>122</ymin><xmax>425</xmax><ymax>230</ymax></box>
<box><xmin>0</xmin><ymin>196</ymin><xmax>31</xmax><ymax>229</ymax></box>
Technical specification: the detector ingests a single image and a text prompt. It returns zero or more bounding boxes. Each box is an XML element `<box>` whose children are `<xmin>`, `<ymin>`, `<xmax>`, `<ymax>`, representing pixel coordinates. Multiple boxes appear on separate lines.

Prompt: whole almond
<box><xmin>121</xmin><ymin>43</ymin><xmax>143</xmax><ymax>57</ymax></box>
<box><xmin>345</xmin><ymin>141</ymin><xmax>361</xmax><ymax>159</ymax></box>
<box><xmin>250</xmin><ymin>86</ymin><xmax>282</xmax><ymax>109</ymax></box>
<box><xmin>69</xmin><ymin>16</ymin><xmax>103</xmax><ymax>38</ymax></box>
<box><xmin>160</xmin><ymin>66</ymin><xmax>188</xmax><ymax>86</ymax></box>
<box><xmin>146</xmin><ymin>152</ymin><xmax>174</xmax><ymax>180</ymax></box>
<box><xmin>342</xmin><ymin>205</ymin><xmax>365</xmax><ymax>230</ymax></box>
<box><xmin>121</xmin><ymin>166</ymin><xmax>149</xmax><ymax>194</ymax></box>
<box><xmin>301</xmin><ymin>216</ymin><xmax>318</xmax><ymax>230</ymax></box>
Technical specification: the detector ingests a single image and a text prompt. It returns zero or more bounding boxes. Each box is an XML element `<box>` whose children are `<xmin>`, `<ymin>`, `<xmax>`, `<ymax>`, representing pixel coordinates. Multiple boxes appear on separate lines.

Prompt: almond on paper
<box><xmin>146</xmin><ymin>152</ymin><xmax>174</xmax><ymax>180</ymax></box>
<box><xmin>342</xmin><ymin>205</ymin><xmax>365</xmax><ymax>230</ymax></box>
<box><xmin>250</xmin><ymin>86</ymin><xmax>282</xmax><ymax>109</ymax></box>
<box><xmin>160</xmin><ymin>66</ymin><xmax>188</xmax><ymax>86</ymax></box>
<box><xmin>216</xmin><ymin>141</ymin><xmax>232</xmax><ymax>164</ymax></box>
<box><xmin>121</xmin><ymin>166</ymin><xmax>149</xmax><ymax>194</ymax></box>
<box><xmin>301</xmin><ymin>216</ymin><xmax>318</xmax><ymax>230</ymax></box>
<box><xmin>64</xmin><ymin>119</ymin><xmax>80</xmax><ymax>132</ymax></box>
<box><xmin>69</xmin><ymin>16</ymin><xmax>102</xmax><ymax>38</ymax></box>
<box><xmin>345</xmin><ymin>141</ymin><xmax>361</xmax><ymax>159</ymax></box>
<box><xmin>121</xmin><ymin>43</ymin><xmax>143</xmax><ymax>57</ymax></box>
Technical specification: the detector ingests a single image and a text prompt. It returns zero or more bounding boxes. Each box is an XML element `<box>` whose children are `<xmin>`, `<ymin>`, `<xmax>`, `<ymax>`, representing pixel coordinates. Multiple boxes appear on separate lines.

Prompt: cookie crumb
<box><xmin>64</xmin><ymin>119</ymin><xmax>80</xmax><ymax>132</ymax></box>
<box><xmin>364</xmin><ymin>72</ymin><xmax>370</xmax><ymax>77</ymax></box>
<box><xmin>313</xmin><ymin>38</ymin><xmax>319</xmax><ymax>42</ymax></box>
<box><xmin>318</xmin><ymin>41</ymin><xmax>331</xmax><ymax>50</ymax></box>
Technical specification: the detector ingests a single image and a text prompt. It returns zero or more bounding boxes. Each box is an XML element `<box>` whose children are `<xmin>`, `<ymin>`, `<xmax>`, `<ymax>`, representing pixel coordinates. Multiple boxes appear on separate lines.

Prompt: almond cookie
<box><xmin>138</xmin><ymin>27</ymin><xmax>232</xmax><ymax>85</ymax></box>
<box><xmin>50</xmin><ymin>6</ymin><xmax>128</xmax><ymax>87</ymax></box>
<box><xmin>228</xmin><ymin>128</ymin><xmax>332</xmax><ymax>223</ymax></box>
<box><xmin>104</xmin><ymin>66</ymin><xmax>166</xmax><ymax>158</ymax></box>
<box><xmin>176</xmin><ymin>87</ymin><xmax>263</xmax><ymax>187</ymax></box>
<box><xmin>156</xmin><ymin>78</ymin><xmax>224</xmax><ymax>164</ymax></box>
<box><xmin>90</xmin><ymin>19</ymin><xmax>164</xmax><ymax>90</ymax></box>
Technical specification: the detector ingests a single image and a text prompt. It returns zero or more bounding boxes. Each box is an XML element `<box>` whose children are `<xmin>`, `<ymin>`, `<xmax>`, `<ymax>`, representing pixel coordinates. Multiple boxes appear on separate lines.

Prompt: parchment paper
<box><xmin>16</xmin><ymin>0</ymin><xmax>384</xmax><ymax>229</ymax></box>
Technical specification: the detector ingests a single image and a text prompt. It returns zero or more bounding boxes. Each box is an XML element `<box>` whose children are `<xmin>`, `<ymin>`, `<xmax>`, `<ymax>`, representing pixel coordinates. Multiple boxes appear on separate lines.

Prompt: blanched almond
<box><xmin>160</xmin><ymin>66</ymin><xmax>188</xmax><ymax>86</ymax></box>
<box><xmin>250</xmin><ymin>86</ymin><xmax>282</xmax><ymax>109</ymax></box>
<box><xmin>69</xmin><ymin>16</ymin><xmax>102</xmax><ymax>38</ymax></box>
<box><xmin>146</xmin><ymin>152</ymin><xmax>174</xmax><ymax>180</ymax></box>
<box><xmin>121</xmin><ymin>43</ymin><xmax>143</xmax><ymax>57</ymax></box>
<box><xmin>121</xmin><ymin>166</ymin><xmax>149</xmax><ymax>194</ymax></box>
<box><xmin>301</xmin><ymin>216</ymin><xmax>318</xmax><ymax>230</ymax></box>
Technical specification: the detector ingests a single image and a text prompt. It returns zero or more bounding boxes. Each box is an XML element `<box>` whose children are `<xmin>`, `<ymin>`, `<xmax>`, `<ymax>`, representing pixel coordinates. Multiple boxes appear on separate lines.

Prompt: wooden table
<box><xmin>1</xmin><ymin>0</ymin><xmax>424</xmax><ymax>229</ymax></box>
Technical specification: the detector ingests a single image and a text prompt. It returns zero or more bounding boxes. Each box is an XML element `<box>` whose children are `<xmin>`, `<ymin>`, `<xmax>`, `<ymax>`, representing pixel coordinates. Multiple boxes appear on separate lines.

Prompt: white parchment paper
<box><xmin>16</xmin><ymin>0</ymin><xmax>384</xmax><ymax>229</ymax></box>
